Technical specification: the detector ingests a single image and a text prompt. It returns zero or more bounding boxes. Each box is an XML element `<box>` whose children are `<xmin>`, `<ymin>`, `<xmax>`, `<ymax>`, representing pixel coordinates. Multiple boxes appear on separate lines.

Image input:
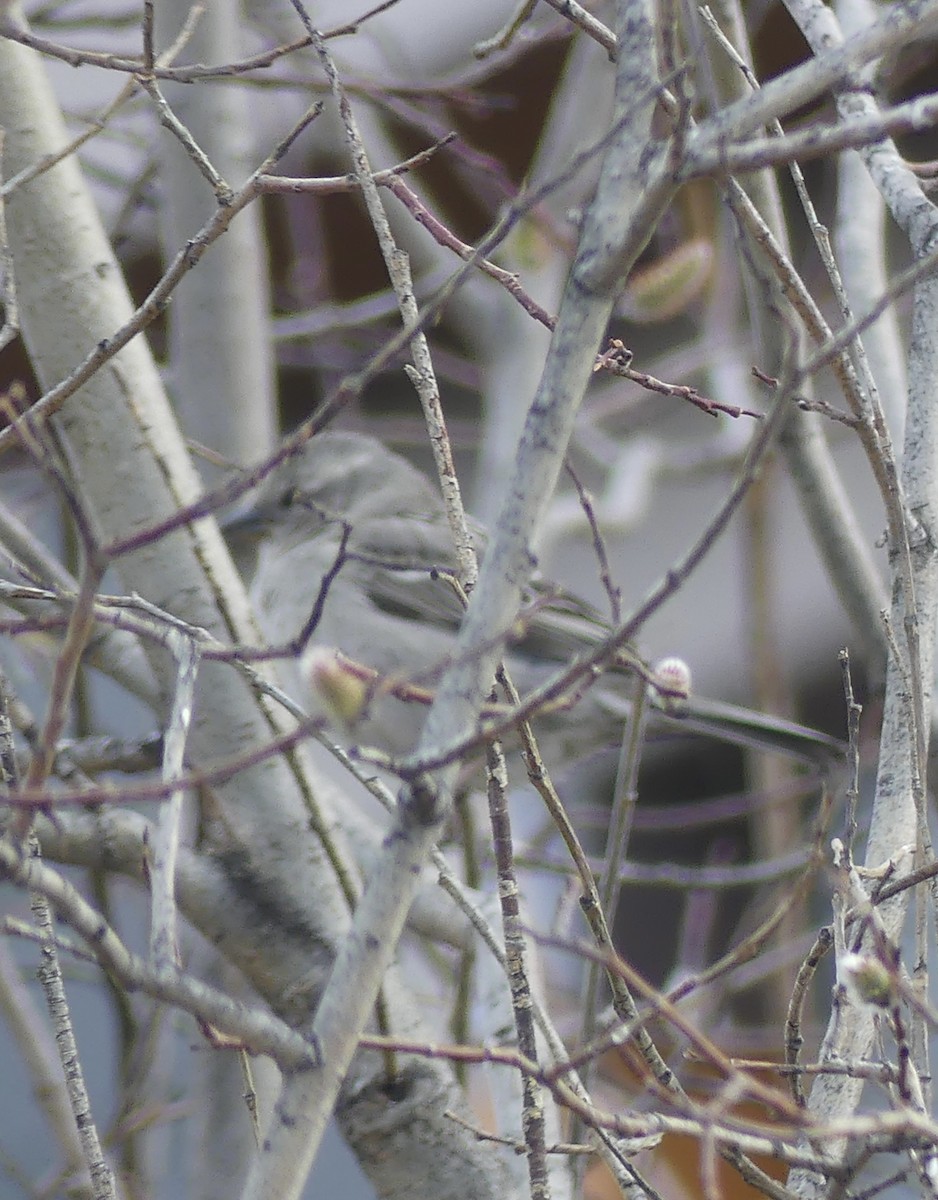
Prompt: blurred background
<box><xmin>2</xmin><ymin>0</ymin><xmax>938</xmax><ymax>1195</ymax></box>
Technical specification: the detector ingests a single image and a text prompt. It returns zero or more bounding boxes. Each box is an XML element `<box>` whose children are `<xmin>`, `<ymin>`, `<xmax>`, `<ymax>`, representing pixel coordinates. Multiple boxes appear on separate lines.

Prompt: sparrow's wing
<box><xmin>346</xmin><ymin>511</ymin><xmax>474</xmax><ymax>634</ymax></box>
<box><xmin>353</xmin><ymin>525</ymin><xmax>625</xmax><ymax>678</ymax></box>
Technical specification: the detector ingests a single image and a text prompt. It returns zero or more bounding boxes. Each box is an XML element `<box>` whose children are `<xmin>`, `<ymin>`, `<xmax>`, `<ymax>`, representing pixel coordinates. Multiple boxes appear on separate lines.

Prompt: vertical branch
<box><xmin>149</xmin><ymin>631</ymin><xmax>200</xmax><ymax>970</ymax></box>
<box><xmin>486</xmin><ymin>739</ymin><xmax>551</xmax><ymax>1200</ymax></box>
<box><xmin>29</xmin><ymin>862</ymin><xmax>117</xmax><ymax>1200</ymax></box>
<box><xmin>778</xmin><ymin>2</ymin><xmax>938</xmax><ymax>1192</ymax></box>
<box><xmin>295</xmin><ymin>1</ymin><xmax>477</xmax><ymax>586</ymax></box>
<box><xmin>0</xmin><ymin>675</ymin><xmax>116</xmax><ymax>1198</ymax></box>
<box><xmin>155</xmin><ymin>0</ymin><xmax>278</xmax><ymax>467</ymax></box>
<box><xmin>241</xmin><ymin>1</ymin><xmax>670</xmax><ymax>1195</ymax></box>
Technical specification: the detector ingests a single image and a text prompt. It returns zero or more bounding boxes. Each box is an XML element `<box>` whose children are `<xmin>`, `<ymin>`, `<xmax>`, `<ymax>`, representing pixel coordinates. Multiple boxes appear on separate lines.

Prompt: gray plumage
<box><xmin>235</xmin><ymin>430</ymin><xmax>843</xmax><ymax>767</ymax></box>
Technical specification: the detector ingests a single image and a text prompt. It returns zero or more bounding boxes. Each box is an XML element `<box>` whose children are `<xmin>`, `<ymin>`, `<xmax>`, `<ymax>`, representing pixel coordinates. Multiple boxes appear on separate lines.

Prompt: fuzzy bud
<box><xmin>302</xmin><ymin>648</ymin><xmax>369</xmax><ymax>727</ymax></box>
<box><xmin>839</xmin><ymin>952</ymin><xmax>893</xmax><ymax>1009</ymax></box>
<box><xmin>652</xmin><ymin>656</ymin><xmax>693</xmax><ymax>702</ymax></box>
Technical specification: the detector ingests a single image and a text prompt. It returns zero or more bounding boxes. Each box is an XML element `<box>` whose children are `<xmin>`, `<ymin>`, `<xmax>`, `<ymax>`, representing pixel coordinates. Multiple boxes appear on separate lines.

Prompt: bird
<box><xmin>229</xmin><ymin>429</ymin><xmax>844</xmax><ymax>772</ymax></box>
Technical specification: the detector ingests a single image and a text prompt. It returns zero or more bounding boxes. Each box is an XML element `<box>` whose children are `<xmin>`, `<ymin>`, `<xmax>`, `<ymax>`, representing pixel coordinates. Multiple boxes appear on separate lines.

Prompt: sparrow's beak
<box><xmin>219</xmin><ymin>493</ymin><xmax>269</xmax><ymax>544</ymax></box>
<box><xmin>219</xmin><ymin>491</ymin><xmax>274</xmax><ymax>579</ymax></box>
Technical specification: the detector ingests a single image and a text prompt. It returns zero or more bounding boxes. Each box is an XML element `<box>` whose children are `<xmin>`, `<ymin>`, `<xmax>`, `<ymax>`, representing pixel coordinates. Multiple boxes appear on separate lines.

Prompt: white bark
<box><xmin>155</xmin><ymin>0</ymin><xmax>276</xmax><ymax>468</ymax></box>
<box><xmin>777</xmin><ymin>1</ymin><xmax>938</xmax><ymax>1193</ymax></box>
<box><xmin>240</xmin><ymin>0</ymin><xmax>665</xmax><ymax>1193</ymax></box>
<box><xmin>0</xmin><ymin>18</ymin><xmax>512</xmax><ymax>1200</ymax></box>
